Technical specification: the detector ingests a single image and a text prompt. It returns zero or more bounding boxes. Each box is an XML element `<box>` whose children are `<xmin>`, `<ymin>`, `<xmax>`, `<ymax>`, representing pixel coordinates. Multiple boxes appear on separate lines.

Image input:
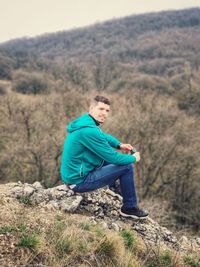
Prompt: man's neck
<box><xmin>89</xmin><ymin>114</ymin><xmax>101</xmax><ymax>126</ymax></box>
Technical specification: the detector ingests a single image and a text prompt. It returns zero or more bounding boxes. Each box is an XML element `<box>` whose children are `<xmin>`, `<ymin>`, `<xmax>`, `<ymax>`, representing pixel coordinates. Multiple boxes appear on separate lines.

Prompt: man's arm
<box><xmin>103</xmin><ymin>132</ymin><xmax>135</xmax><ymax>154</ymax></box>
<box><xmin>81</xmin><ymin>128</ymin><xmax>137</xmax><ymax>165</ymax></box>
<box><xmin>103</xmin><ymin>132</ymin><xmax>121</xmax><ymax>148</ymax></box>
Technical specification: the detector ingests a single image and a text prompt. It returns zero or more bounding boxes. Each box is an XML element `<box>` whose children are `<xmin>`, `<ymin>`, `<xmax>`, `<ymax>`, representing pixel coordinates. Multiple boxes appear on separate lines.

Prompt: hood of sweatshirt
<box><xmin>67</xmin><ymin>113</ymin><xmax>97</xmax><ymax>133</ymax></box>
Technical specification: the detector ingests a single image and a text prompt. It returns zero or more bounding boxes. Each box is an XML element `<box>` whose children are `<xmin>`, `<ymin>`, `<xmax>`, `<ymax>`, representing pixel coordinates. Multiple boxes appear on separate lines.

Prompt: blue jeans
<box><xmin>73</xmin><ymin>163</ymin><xmax>137</xmax><ymax>208</ymax></box>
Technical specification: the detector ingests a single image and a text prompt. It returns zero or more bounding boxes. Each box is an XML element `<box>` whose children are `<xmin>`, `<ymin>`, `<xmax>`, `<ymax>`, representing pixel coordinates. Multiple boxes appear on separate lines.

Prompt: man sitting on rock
<box><xmin>60</xmin><ymin>95</ymin><xmax>148</xmax><ymax>219</ymax></box>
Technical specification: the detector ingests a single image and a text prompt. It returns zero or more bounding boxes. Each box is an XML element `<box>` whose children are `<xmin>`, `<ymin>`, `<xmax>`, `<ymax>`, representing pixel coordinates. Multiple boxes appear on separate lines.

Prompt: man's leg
<box><xmin>73</xmin><ymin>163</ymin><xmax>148</xmax><ymax>219</ymax></box>
<box><xmin>73</xmin><ymin>163</ymin><xmax>137</xmax><ymax>208</ymax></box>
<box><xmin>102</xmin><ymin>161</ymin><xmax>120</xmax><ymax>193</ymax></box>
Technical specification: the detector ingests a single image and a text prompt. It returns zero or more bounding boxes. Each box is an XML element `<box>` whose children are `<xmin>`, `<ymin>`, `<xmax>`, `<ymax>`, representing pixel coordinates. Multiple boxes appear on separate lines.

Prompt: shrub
<box><xmin>0</xmin><ymin>85</ymin><xmax>7</xmax><ymax>95</ymax></box>
<box><xmin>15</xmin><ymin>76</ymin><xmax>48</xmax><ymax>94</ymax></box>
<box><xmin>0</xmin><ymin>61</ymin><xmax>12</xmax><ymax>80</ymax></box>
<box><xmin>13</xmin><ymin>71</ymin><xmax>49</xmax><ymax>94</ymax></box>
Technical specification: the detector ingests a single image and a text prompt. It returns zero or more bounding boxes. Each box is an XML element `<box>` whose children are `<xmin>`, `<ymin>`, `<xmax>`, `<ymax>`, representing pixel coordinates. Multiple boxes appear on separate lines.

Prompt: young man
<box><xmin>60</xmin><ymin>95</ymin><xmax>148</xmax><ymax>219</ymax></box>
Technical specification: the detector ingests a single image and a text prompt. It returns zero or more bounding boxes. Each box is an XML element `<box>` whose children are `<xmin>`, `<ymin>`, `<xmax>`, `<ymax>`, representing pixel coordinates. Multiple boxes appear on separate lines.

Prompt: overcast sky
<box><xmin>0</xmin><ymin>0</ymin><xmax>199</xmax><ymax>44</ymax></box>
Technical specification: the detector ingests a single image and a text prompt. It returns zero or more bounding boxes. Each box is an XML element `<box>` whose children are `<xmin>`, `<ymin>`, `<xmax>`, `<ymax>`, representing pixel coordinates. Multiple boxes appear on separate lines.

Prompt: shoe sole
<box><xmin>120</xmin><ymin>210</ymin><xmax>149</xmax><ymax>220</ymax></box>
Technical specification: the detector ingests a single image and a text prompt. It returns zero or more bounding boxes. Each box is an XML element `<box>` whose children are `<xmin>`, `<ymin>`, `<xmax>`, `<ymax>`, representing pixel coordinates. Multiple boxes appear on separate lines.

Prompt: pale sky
<box><xmin>0</xmin><ymin>0</ymin><xmax>199</xmax><ymax>44</ymax></box>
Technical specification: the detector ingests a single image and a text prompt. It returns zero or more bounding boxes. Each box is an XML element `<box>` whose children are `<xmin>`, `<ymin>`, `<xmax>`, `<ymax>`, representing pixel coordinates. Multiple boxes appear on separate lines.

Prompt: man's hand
<box><xmin>119</xmin><ymin>143</ymin><xmax>134</xmax><ymax>154</ymax></box>
<box><xmin>133</xmin><ymin>152</ymin><xmax>140</xmax><ymax>162</ymax></box>
<box><xmin>119</xmin><ymin>143</ymin><xmax>140</xmax><ymax>162</ymax></box>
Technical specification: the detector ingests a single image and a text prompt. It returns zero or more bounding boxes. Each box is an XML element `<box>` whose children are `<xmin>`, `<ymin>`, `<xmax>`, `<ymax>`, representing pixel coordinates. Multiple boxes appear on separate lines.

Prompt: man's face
<box><xmin>89</xmin><ymin>102</ymin><xmax>110</xmax><ymax>123</ymax></box>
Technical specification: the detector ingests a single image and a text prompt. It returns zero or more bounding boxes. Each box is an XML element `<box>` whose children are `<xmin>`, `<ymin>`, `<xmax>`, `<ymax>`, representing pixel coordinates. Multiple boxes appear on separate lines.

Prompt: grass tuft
<box><xmin>80</xmin><ymin>222</ymin><xmax>92</xmax><ymax>231</ymax></box>
<box><xmin>18</xmin><ymin>195</ymin><xmax>33</xmax><ymax>206</ymax></box>
<box><xmin>17</xmin><ymin>234</ymin><xmax>39</xmax><ymax>249</ymax></box>
<box><xmin>0</xmin><ymin>225</ymin><xmax>15</xmax><ymax>234</ymax></box>
<box><xmin>94</xmin><ymin>226</ymin><xmax>104</xmax><ymax>237</ymax></box>
<box><xmin>55</xmin><ymin>238</ymin><xmax>73</xmax><ymax>257</ymax></box>
<box><xmin>0</xmin><ymin>223</ymin><xmax>27</xmax><ymax>234</ymax></box>
<box><xmin>160</xmin><ymin>251</ymin><xmax>172</xmax><ymax>266</ymax></box>
<box><xmin>95</xmin><ymin>233</ymin><xmax>126</xmax><ymax>266</ymax></box>
<box><xmin>148</xmin><ymin>250</ymin><xmax>173</xmax><ymax>267</ymax></box>
<box><xmin>17</xmin><ymin>223</ymin><xmax>27</xmax><ymax>232</ymax></box>
<box><xmin>184</xmin><ymin>256</ymin><xmax>200</xmax><ymax>267</ymax></box>
<box><xmin>120</xmin><ymin>229</ymin><xmax>136</xmax><ymax>250</ymax></box>
<box><xmin>97</xmin><ymin>237</ymin><xmax>116</xmax><ymax>257</ymax></box>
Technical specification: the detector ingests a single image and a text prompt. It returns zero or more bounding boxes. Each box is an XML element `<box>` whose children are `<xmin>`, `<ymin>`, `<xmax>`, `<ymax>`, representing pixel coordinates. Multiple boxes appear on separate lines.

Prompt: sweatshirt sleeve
<box><xmin>80</xmin><ymin>127</ymin><xmax>136</xmax><ymax>165</ymax></box>
<box><xmin>103</xmin><ymin>132</ymin><xmax>121</xmax><ymax>148</ymax></box>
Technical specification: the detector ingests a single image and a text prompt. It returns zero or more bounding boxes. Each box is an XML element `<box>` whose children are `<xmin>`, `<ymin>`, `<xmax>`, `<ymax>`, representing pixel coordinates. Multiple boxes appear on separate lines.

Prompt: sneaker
<box><xmin>120</xmin><ymin>206</ymin><xmax>149</xmax><ymax>219</ymax></box>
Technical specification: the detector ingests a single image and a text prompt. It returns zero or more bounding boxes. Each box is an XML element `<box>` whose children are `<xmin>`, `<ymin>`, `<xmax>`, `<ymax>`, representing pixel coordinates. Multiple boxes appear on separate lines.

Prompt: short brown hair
<box><xmin>93</xmin><ymin>95</ymin><xmax>111</xmax><ymax>105</ymax></box>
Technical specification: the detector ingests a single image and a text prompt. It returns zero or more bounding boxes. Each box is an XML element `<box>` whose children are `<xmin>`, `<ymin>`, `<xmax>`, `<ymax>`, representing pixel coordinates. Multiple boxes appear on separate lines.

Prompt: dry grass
<box><xmin>0</xmin><ymin>184</ymin><xmax>141</xmax><ymax>266</ymax></box>
<box><xmin>0</xmin><ymin>183</ymin><xmax>199</xmax><ymax>267</ymax></box>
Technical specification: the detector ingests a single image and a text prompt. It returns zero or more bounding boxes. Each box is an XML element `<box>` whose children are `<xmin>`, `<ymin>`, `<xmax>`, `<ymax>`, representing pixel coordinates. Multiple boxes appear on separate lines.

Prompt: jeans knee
<box><xmin>124</xmin><ymin>163</ymin><xmax>134</xmax><ymax>172</ymax></box>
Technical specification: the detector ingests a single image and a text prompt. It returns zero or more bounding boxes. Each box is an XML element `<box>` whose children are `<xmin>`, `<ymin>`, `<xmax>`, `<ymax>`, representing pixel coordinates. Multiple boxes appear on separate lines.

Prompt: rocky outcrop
<box><xmin>10</xmin><ymin>182</ymin><xmax>200</xmax><ymax>253</ymax></box>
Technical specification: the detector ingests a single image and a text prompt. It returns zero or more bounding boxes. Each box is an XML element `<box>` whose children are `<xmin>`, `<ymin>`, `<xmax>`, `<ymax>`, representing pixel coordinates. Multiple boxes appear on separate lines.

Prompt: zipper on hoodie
<box><xmin>79</xmin><ymin>163</ymin><xmax>83</xmax><ymax>177</ymax></box>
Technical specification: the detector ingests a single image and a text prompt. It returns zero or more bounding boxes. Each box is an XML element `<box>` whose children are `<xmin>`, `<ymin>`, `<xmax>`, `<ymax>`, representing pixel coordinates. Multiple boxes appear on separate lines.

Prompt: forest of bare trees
<box><xmin>0</xmin><ymin>89</ymin><xmax>199</xmax><ymax>229</ymax></box>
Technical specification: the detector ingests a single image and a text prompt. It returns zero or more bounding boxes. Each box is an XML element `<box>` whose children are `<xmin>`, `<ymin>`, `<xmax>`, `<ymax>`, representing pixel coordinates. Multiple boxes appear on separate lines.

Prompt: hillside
<box><xmin>0</xmin><ymin>182</ymin><xmax>199</xmax><ymax>267</ymax></box>
<box><xmin>1</xmin><ymin>8</ymin><xmax>200</xmax><ymax>62</ymax></box>
<box><xmin>0</xmin><ymin>8</ymin><xmax>200</xmax><ymax>110</ymax></box>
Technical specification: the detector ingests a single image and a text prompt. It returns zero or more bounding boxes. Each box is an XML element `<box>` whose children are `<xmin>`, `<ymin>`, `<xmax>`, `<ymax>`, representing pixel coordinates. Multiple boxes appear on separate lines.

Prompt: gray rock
<box><xmin>66</xmin><ymin>190</ymin><xmax>74</xmax><ymax>197</ymax></box>
<box><xmin>179</xmin><ymin>235</ymin><xmax>191</xmax><ymax>250</ymax></box>
<box><xmin>60</xmin><ymin>195</ymin><xmax>83</xmax><ymax>212</ymax></box>
<box><xmin>170</xmin><ymin>236</ymin><xmax>178</xmax><ymax>243</ymax></box>
<box><xmin>46</xmin><ymin>188</ymin><xmax>68</xmax><ymax>200</ymax></box>
<box><xmin>54</xmin><ymin>190</ymin><xmax>68</xmax><ymax>200</ymax></box>
<box><xmin>11</xmin><ymin>186</ymin><xmax>24</xmax><ymax>197</ymax></box>
<box><xmin>111</xmin><ymin>223</ymin><xmax>120</xmax><ymax>231</ymax></box>
<box><xmin>11</xmin><ymin>184</ymin><xmax>35</xmax><ymax>197</ymax></box>
<box><xmin>97</xmin><ymin>211</ymin><xmax>105</xmax><ymax>218</ymax></box>
<box><xmin>23</xmin><ymin>185</ymin><xmax>35</xmax><ymax>196</ymax></box>
<box><xmin>55</xmin><ymin>185</ymin><xmax>68</xmax><ymax>191</ymax></box>
<box><xmin>110</xmin><ymin>210</ymin><xmax>118</xmax><ymax>216</ymax></box>
<box><xmin>30</xmin><ymin>191</ymin><xmax>49</xmax><ymax>204</ymax></box>
<box><xmin>105</xmin><ymin>188</ymin><xmax>123</xmax><ymax>201</ymax></box>
<box><xmin>163</xmin><ymin>228</ymin><xmax>172</xmax><ymax>236</ymax></box>
<box><xmin>195</xmin><ymin>237</ymin><xmax>200</xmax><ymax>245</ymax></box>
<box><xmin>89</xmin><ymin>216</ymin><xmax>97</xmax><ymax>225</ymax></box>
<box><xmin>43</xmin><ymin>200</ymin><xmax>60</xmax><ymax>210</ymax></box>
<box><xmin>48</xmin><ymin>188</ymin><xmax>58</xmax><ymax>200</ymax></box>
<box><xmin>99</xmin><ymin>221</ymin><xmax>108</xmax><ymax>229</ymax></box>
<box><xmin>32</xmin><ymin>181</ymin><xmax>44</xmax><ymax>190</ymax></box>
<box><xmin>180</xmin><ymin>235</ymin><xmax>189</xmax><ymax>243</ymax></box>
<box><xmin>94</xmin><ymin>206</ymin><xmax>100</xmax><ymax>212</ymax></box>
<box><xmin>133</xmin><ymin>225</ymin><xmax>147</xmax><ymax>232</ymax></box>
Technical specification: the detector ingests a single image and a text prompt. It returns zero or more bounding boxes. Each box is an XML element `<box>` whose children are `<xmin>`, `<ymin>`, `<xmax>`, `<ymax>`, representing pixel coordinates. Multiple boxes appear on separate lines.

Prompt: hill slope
<box><xmin>1</xmin><ymin>182</ymin><xmax>200</xmax><ymax>267</ymax></box>
<box><xmin>0</xmin><ymin>8</ymin><xmax>200</xmax><ymax>99</ymax></box>
<box><xmin>1</xmin><ymin>8</ymin><xmax>200</xmax><ymax>62</ymax></box>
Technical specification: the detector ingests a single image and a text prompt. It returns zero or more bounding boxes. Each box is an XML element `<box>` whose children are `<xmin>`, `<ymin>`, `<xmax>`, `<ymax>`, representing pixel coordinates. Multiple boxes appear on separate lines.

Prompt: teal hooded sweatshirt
<box><xmin>60</xmin><ymin>113</ymin><xmax>136</xmax><ymax>184</ymax></box>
